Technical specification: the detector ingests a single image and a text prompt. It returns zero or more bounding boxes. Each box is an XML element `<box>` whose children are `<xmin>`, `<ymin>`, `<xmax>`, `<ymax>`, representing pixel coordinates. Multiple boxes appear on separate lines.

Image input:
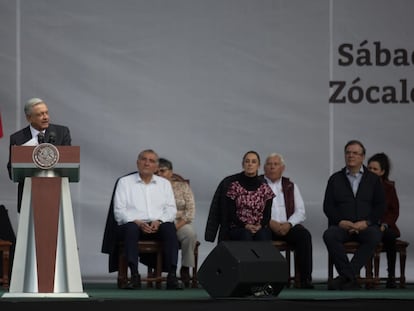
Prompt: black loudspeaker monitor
<box><xmin>198</xmin><ymin>241</ymin><xmax>288</xmax><ymax>298</ymax></box>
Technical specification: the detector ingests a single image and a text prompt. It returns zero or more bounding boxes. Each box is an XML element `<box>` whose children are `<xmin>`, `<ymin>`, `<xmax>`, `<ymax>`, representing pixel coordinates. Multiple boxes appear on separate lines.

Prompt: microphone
<box><xmin>37</xmin><ymin>132</ymin><xmax>45</xmax><ymax>144</ymax></box>
<box><xmin>48</xmin><ymin>131</ymin><xmax>57</xmax><ymax>144</ymax></box>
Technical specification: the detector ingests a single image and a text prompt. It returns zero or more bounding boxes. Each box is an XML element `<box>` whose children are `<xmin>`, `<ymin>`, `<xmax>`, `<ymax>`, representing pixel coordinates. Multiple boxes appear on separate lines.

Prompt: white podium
<box><xmin>2</xmin><ymin>145</ymin><xmax>88</xmax><ymax>298</ymax></box>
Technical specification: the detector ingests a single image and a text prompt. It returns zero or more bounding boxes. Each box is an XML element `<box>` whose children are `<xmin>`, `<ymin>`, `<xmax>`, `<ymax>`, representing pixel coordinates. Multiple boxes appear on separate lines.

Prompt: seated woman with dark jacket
<box><xmin>205</xmin><ymin>151</ymin><xmax>275</xmax><ymax>242</ymax></box>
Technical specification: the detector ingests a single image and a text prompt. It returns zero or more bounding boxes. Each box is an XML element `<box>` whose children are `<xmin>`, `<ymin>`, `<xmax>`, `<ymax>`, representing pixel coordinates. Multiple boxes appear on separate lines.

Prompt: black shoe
<box><xmin>167</xmin><ymin>273</ymin><xmax>184</xmax><ymax>290</ymax></box>
<box><xmin>300</xmin><ymin>280</ymin><xmax>314</xmax><ymax>289</ymax></box>
<box><xmin>180</xmin><ymin>266</ymin><xmax>191</xmax><ymax>288</ymax></box>
<box><xmin>341</xmin><ymin>278</ymin><xmax>360</xmax><ymax>290</ymax></box>
<box><xmin>328</xmin><ymin>276</ymin><xmax>345</xmax><ymax>290</ymax></box>
<box><xmin>386</xmin><ymin>277</ymin><xmax>397</xmax><ymax>289</ymax></box>
<box><xmin>124</xmin><ymin>274</ymin><xmax>141</xmax><ymax>290</ymax></box>
<box><xmin>328</xmin><ymin>275</ymin><xmax>358</xmax><ymax>290</ymax></box>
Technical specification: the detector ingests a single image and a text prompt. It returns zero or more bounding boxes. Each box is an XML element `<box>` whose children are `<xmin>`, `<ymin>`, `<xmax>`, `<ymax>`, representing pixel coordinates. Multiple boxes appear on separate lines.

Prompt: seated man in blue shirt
<box><xmin>323</xmin><ymin>140</ymin><xmax>385</xmax><ymax>290</ymax></box>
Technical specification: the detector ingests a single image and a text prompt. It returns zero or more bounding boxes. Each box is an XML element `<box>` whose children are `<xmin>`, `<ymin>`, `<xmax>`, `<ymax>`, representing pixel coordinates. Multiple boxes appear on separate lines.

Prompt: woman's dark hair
<box><xmin>367</xmin><ymin>152</ymin><xmax>391</xmax><ymax>181</ymax></box>
<box><xmin>242</xmin><ymin>150</ymin><xmax>261</xmax><ymax>165</ymax></box>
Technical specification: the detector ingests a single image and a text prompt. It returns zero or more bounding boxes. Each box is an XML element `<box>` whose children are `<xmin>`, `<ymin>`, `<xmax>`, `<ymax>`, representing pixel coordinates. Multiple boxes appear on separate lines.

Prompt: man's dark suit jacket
<box><xmin>101</xmin><ymin>171</ymin><xmax>138</xmax><ymax>273</ymax></box>
<box><xmin>323</xmin><ymin>166</ymin><xmax>386</xmax><ymax>227</ymax></box>
<box><xmin>7</xmin><ymin>124</ymin><xmax>72</xmax><ymax>213</ymax></box>
<box><xmin>0</xmin><ymin>204</ymin><xmax>16</xmax><ymax>280</ymax></box>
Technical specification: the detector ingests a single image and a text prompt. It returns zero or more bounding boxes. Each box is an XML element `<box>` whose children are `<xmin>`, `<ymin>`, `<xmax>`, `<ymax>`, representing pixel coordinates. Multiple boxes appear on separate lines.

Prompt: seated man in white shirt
<box><xmin>263</xmin><ymin>153</ymin><xmax>314</xmax><ymax>289</ymax></box>
<box><xmin>113</xmin><ymin>149</ymin><xmax>182</xmax><ymax>290</ymax></box>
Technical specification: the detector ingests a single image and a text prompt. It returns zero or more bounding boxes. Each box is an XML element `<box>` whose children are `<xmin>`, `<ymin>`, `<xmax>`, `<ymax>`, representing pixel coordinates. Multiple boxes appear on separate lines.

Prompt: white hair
<box><xmin>265</xmin><ymin>152</ymin><xmax>286</xmax><ymax>166</ymax></box>
<box><xmin>24</xmin><ymin>98</ymin><xmax>45</xmax><ymax>116</ymax></box>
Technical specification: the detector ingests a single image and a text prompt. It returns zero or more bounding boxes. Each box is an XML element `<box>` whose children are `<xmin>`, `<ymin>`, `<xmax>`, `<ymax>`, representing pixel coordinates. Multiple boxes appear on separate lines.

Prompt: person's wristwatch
<box><xmin>158</xmin><ymin>220</ymin><xmax>163</xmax><ymax>224</ymax></box>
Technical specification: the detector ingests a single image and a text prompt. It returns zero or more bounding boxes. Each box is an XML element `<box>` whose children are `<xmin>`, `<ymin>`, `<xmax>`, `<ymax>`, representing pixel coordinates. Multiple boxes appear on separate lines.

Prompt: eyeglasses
<box><xmin>345</xmin><ymin>151</ymin><xmax>363</xmax><ymax>156</ymax></box>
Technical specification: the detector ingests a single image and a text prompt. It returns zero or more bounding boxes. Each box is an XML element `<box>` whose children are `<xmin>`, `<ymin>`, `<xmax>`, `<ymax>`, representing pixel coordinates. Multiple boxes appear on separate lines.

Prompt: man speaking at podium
<box><xmin>7</xmin><ymin>97</ymin><xmax>72</xmax><ymax>213</ymax></box>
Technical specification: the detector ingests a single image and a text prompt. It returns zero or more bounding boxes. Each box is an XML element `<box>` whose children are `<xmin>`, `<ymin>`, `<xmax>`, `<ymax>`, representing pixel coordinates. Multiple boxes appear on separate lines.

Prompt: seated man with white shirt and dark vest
<box><xmin>263</xmin><ymin>153</ymin><xmax>314</xmax><ymax>289</ymax></box>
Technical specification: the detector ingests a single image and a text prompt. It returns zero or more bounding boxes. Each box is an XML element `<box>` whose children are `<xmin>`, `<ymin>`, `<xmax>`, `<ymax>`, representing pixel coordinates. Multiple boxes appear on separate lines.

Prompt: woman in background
<box><xmin>157</xmin><ymin>158</ymin><xmax>197</xmax><ymax>288</ymax></box>
<box><xmin>367</xmin><ymin>152</ymin><xmax>400</xmax><ymax>288</ymax></box>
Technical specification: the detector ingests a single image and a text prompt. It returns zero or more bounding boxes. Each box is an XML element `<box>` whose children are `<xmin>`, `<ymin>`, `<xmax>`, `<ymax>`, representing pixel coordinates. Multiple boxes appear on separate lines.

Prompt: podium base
<box><xmin>8</xmin><ymin>177</ymin><xmax>86</xmax><ymax>298</ymax></box>
<box><xmin>2</xmin><ymin>292</ymin><xmax>89</xmax><ymax>298</ymax></box>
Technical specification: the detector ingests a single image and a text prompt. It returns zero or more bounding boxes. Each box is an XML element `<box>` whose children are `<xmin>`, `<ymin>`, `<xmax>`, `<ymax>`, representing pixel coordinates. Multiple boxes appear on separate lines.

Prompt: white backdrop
<box><xmin>1</xmin><ymin>0</ymin><xmax>413</xmax><ymax>282</ymax></box>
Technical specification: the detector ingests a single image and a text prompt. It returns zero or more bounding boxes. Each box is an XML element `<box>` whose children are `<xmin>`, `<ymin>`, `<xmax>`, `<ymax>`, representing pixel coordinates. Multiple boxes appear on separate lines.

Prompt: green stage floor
<box><xmin>3</xmin><ymin>282</ymin><xmax>413</xmax><ymax>301</ymax></box>
<box><xmin>1</xmin><ymin>283</ymin><xmax>414</xmax><ymax>311</ymax></box>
